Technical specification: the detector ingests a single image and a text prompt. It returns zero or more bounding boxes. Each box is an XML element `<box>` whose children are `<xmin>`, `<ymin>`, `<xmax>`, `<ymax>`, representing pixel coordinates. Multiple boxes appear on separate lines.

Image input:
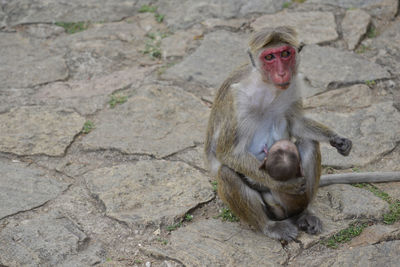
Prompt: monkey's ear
<box><xmin>246</xmin><ymin>48</ymin><xmax>256</xmax><ymax>67</ymax></box>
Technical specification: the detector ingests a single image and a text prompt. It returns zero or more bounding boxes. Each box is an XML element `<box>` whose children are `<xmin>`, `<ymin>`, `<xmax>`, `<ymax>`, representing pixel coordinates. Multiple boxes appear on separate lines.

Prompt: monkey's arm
<box><xmin>288</xmin><ymin>103</ymin><xmax>352</xmax><ymax>156</ymax></box>
<box><xmin>320</xmin><ymin>172</ymin><xmax>400</xmax><ymax>187</ymax></box>
<box><xmin>215</xmin><ymin>139</ymin><xmax>305</xmax><ymax>194</ymax></box>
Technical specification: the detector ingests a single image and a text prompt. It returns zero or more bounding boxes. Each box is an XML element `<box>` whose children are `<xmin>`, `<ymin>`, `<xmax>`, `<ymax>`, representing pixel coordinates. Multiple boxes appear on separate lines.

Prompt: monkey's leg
<box><xmin>296</xmin><ymin>139</ymin><xmax>321</xmax><ymax>200</ymax></box>
<box><xmin>217</xmin><ymin>165</ymin><xmax>298</xmax><ymax>241</ymax></box>
<box><xmin>295</xmin><ymin>139</ymin><xmax>323</xmax><ymax>235</ymax></box>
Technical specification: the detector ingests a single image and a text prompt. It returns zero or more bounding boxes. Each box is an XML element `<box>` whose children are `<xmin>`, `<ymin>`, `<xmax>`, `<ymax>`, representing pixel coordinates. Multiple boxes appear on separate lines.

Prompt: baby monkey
<box><xmin>259</xmin><ymin>140</ymin><xmax>308</xmax><ymax>220</ymax></box>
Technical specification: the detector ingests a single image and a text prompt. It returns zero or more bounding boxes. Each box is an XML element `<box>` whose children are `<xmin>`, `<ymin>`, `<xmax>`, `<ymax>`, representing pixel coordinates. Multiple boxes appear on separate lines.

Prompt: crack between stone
<box><xmin>327</xmin><ymin>77</ymin><xmax>393</xmax><ymax>90</ymax></box>
<box><xmin>140</xmin><ymin>247</ymin><xmax>186</xmax><ymax>267</ymax></box>
<box><xmin>55</xmin><ymin>214</ymin><xmax>91</xmax><ymax>252</ymax></box>
<box><xmin>362</xmin><ymin>140</ymin><xmax>400</xmax><ymax>167</ymax></box>
<box><xmin>82</xmin><ymin>181</ymin><xmax>133</xmax><ymax>230</ymax></box>
<box><xmin>80</xmin><ymin>147</ymin><xmax>155</xmax><ymax>157</ymax></box>
<box><xmin>0</xmin><ymin>182</ymin><xmax>72</xmax><ymax>221</ymax></box>
<box><xmin>183</xmin><ymin>195</ymin><xmax>216</xmax><ymax>221</ymax></box>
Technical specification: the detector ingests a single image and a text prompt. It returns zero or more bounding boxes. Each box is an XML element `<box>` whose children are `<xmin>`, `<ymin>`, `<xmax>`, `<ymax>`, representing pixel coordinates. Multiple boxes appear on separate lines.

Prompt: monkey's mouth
<box><xmin>275</xmin><ymin>83</ymin><xmax>290</xmax><ymax>90</ymax></box>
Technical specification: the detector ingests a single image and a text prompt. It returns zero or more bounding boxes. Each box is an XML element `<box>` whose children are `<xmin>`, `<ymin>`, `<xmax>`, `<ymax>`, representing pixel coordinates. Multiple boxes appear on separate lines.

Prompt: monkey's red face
<box><xmin>259</xmin><ymin>45</ymin><xmax>296</xmax><ymax>90</ymax></box>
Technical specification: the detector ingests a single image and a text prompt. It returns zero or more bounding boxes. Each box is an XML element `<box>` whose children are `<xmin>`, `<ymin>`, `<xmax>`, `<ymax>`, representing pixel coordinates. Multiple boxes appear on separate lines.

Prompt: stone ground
<box><xmin>1</xmin><ymin>0</ymin><xmax>400</xmax><ymax>266</ymax></box>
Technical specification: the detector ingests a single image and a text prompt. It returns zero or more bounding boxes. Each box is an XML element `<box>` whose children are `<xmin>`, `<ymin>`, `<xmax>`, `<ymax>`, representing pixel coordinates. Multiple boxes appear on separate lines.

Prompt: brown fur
<box><xmin>204</xmin><ymin>27</ymin><xmax>351</xmax><ymax>240</ymax></box>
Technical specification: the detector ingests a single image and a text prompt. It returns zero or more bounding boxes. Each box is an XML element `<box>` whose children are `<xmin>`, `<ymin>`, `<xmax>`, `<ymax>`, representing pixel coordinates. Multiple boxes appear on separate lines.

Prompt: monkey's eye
<box><xmin>281</xmin><ymin>50</ymin><xmax>291</xmax><ymax>58</ymax></box>
<box><xmin>264</xmin><ymin>54</ymin><xmax>275</xmax><ymax>61</ymax></box>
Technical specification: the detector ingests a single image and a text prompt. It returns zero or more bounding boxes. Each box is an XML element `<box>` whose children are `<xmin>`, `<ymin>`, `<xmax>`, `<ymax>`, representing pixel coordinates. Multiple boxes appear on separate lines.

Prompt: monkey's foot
<box><xmin>295</xmin><ymin>213</ymin><xmax>322</xmax><ymax>235</ymax></box>
<box><xmin>264</xmin><ymin>220</ymin><xmax>298</xmax><ymax>241</ymax></box>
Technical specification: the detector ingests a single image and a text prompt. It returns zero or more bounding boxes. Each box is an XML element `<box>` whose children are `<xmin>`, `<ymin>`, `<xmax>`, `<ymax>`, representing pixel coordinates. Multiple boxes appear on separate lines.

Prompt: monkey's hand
<box><xmin>330</xmin><ymin>136</ymin><xmax>352</xmax><ymax>156</ymax></box>
<box><xmin>273</xmin><ymin>176</ymin><xmax>306</xmax><ymax>195</ymax></box>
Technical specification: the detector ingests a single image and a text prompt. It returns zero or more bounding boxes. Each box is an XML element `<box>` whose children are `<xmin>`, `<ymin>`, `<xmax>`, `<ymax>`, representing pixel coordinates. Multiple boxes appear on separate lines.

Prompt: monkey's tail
<box><xmin>320</xmin><ymin>172</ymin><xmax>400</xmax><ymax>187</ymax></box>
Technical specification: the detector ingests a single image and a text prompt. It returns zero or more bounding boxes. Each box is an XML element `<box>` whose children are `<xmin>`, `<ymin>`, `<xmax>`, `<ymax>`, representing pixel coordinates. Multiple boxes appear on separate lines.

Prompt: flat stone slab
<box><xmin>368</xmin><ymin>19</ymin><xmax>400</xmax><ymax>74</ymax></box>
<box><xmin>80</xmin><ymin>84</ymin><xmax>209</xmax><ymax>158</ymax></box>
<box><xmin>252</xmin><ymin>11</ymin><xmax>338</xmax><ymax>45</ymax></box>
<box><xmin>307</xmin><ymin>0</ymin><xmax>398</xmax><ymax>19</ymax></box>
<box><xmin>322</xmin><ymin>184</ymin><xmax>389</xmax><ymax>221</ymax></box>
<box><xmin>0</xmin><ymin>32</ymin><xmax>68</xmax><ymax>88</ymax></box>
<box><xmin>161</xmin><ymin>27</ymin><xmax>203</xmax><ymax>58</ymax></box>
<box><xmin>0</xmin><ymin>159</ymin><xmax>69</xmax><ymax>220</ymax></box>
<box><xmin>52</xmin><ymin>16</ymin><xmax>163</xmax><ymax>80</ymax></box>
<box><xmin>348</xmin><ymin>223</ymin><xmax>400</xmax><ymax>247</ymax></box>
<box><xmin>159</xmin><ymin>0</ymin><xmax>286</xmax><ymax>29</ymax></box>
<box><xmin>2</xmin><ymin>0</ymin><xmax>139</xmax><ymax>26</ymax></box>
<box><xmin>305</xmin><ymin>102</ymin><xmax>400</xmax><ymax>167</ymax></box>
<box><xmin>342</xmin><ymin>9</ymin><xmax>371</xmax><ymax>50</ymax></box>
<box><xmin>290</xmin><ymin>240</ymin><xmax>400</xmax><ymax>266</ymax></box>
<box><xmin>303</xmin><ymin>84</ymin><xmax>373</xmax><ymax>111</ymax></box>
<box><xmin>145</xmin><ymin>219</ymin><xmax>288</xmax><ymax>266</ymax></box>
<box><xmin>0</xmin><ymin>106</ymin><xmax>85</xmax><ymax>156</ymax></box>
<box><xmin>299</xmin><ymin>45</ymin><xmax>391</xmax><ymax>92</ymax></box>
<box><xmin>84</xmin><ymin>161</ymin><xmax>214</xmax><ymax>226</ymax></box>
<box><xmin>0</xmin><ymin>87</ymin><xmax>36</xmax><ymax>114</ymax></box>
<box><xmin>164</xmin><ymin>30</ymin><xmax>249</xmax><ymax>88</ymax></box>
<box><xmin>0</xmin><ymin>9</ymin><xmax>6</xmax><ymax>28</ymax></box>
<box><xmin>0</xmin><ymin>212</ymin><xmax>103</xmax><ymax>266</ymax></box>
<box><xmin>35</xmin><ymin>65</ymin><xmax>155</xmax><ymax>115</ymax></box>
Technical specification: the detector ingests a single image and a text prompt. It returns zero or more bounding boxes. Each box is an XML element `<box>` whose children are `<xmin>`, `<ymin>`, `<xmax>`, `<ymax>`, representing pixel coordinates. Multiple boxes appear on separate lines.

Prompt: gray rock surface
<box><xmin>2</xmin><ymin>0</ymin><xmax>139</xmax><ymax>26</ymax></box>
<box><xmin>161</xmin><ymin>27</ymin><xmax>203</xmax><ymax>58</ymax></box>
<box><xmin>0</xmin><ymin>106</ymin><xmax>85</xmax><ymax>156</ymax></box>
<box><xmin>348</xmin><ymin>223</ymin><xmax>400</xmax><ymax>247</ymax></box>
<box><xmin>18</xmin><ymin>24</ymin><xmax>65</xmax><ymax>39</ymax></box>
<box><xmin>290</xmin><ymin>240</ymin><xmax>400</xmax><ymax>266</ymax></box>
<box><xmin>307</xmin><ymin>0</ymin><xmax>399</xmax><ymax>19</ymax></box>
<box><xmin>300</xmin><ymin>45</ymin><xmax>391</xmax><ymax>91</ymax></box>
<box><xmin>252</xmin><ymin>11</ymin><xmax>338</xmax><ymax>45</ymax></box>
<box><xmin>51</xmin><ymin>16</ymin><xmax>163</xmax><ymax>81</ymax></box>
<box><xmin>342</xmin><ymin>9</ymin><xmax>371</xmax><ymax>50</ymax></box>
<box><xmin>0</xmin><ymin>32</ymin><xmax>68</xmax><ymax>88</ymax></box>
<box><xmin>0</xmin><ymin>9</ymin><xmax>6</xmax><ymax>28</ymax></box>
<box><xmin>80</xmin><ymin>84</ymin><xmax>209</xmax><ymax>158</ymax></box>
<box><xmin>164</xmin><ymin>30</ymin><xmax>249</xmax><ymax>88</ymax></box>
<box><xmin>34</xmin><ymin>65</ymin><xmax>156</xmax><ymax>115</ymax></box>
<box><xmin>0</xmin><ymin>212</ymin><xmax>104</xmax><ymax>266</ymax></box>
<box><xmin>0</xmin><ymin>159</ymin><xmax>69</xmax><ymax>219</ymax></box>
<box><xmin>368</xmin><ymin>18</ymin><xmax>400</xmax><ymax>74</ymax></box>
<box><xmin>323</xmin><ymin>184</ymin><xmax>389</xmax><ymax>221</ymax></box>
<box><xmin>145</xmin><ymin>219</ymin><xmax>287</xmax><ymax>266</ymax></box>
<box><xmin>306</xmin><ymin>102</ymin><xmax>400</xmax><ymax>167</ymax></box>
<box><xmin>159</xmin><ymin>0</ymin><xmax>286</xmax><ymax>29</ymax></box>
<box><xmin>302</xmin><ymin>84</ymin><xmax>374</xmax><ymax>111</ymax></box>
<box><xmin>85</xmin><ymin>161</ymin><xmax>214</xmax><ymax>226</ymax></box>
<box><xmin>201</xmin><ymin>18</ymin><xmax>248</xmax><ymax>30</ymax></box>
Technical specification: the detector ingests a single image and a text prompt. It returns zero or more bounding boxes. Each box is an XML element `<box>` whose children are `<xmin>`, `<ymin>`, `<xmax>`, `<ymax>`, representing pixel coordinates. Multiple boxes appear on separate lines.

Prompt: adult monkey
<box><xmin>204</xmin><ymin>26</ymin><xmax>354</xmax><ymax>241</ymax></box>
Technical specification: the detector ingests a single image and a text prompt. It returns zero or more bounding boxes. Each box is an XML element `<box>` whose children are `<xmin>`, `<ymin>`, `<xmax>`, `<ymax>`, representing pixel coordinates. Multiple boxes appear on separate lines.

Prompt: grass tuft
<box><xmin>322</xmin><ymin>222</ymin><xmax>367</xmax><ymax>248</ymax></box>
<box><xmin>138</xmin><ymin>5</ymin><xmax>165</xmax><ymax>23</ymax></box>
<box><xmin>82</xmin><ymin>120</ymin><xmax>95</xmax><ymax>134</ymax></box>
<box><xmin>367</xmin><ymin>25</ymin><xmax>377</xmax><ymax>38</ymax></box>
<box><xmin>166</xmin><ymin>222</ymin><xmax>182</xmax><ymax>231</ymax></box>
<box><xmin>109</xmin><ymin>94</ymin><xmax>127</xmax><ymax>108</ymax></box>
<box><xmin>55</xmin><ymin>22</ymin><xmax>89</xmax><ymax>34</ymax></box>
<box><xmin>215</xmin><ymin>208</ymin><xmax>239</xmax><ymax>222</ymax></box>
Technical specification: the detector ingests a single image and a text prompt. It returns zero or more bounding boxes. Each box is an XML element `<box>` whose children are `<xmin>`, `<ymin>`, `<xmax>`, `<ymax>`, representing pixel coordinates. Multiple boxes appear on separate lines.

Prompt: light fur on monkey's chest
<box><xmin>232</xmin><ymin>72</ymin><xmax>293</xmax><ymax>161</ymax></box>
